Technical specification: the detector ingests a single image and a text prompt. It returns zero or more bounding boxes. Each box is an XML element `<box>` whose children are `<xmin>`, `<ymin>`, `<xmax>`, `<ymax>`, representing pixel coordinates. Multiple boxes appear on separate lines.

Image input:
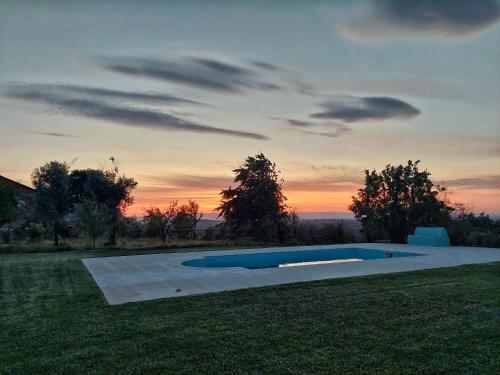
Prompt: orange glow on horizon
<box><xmin>126</xmin><ymin>186</ymin><xmax>500</xmax><ymax>217</ymax></box>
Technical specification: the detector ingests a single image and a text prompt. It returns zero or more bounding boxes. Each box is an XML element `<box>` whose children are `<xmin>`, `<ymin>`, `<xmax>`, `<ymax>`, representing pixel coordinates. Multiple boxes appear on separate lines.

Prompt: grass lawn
<box><xmin>1</xmin><ymin>248</ymin><xmax>499</xmax><ymax>374</ymax></box>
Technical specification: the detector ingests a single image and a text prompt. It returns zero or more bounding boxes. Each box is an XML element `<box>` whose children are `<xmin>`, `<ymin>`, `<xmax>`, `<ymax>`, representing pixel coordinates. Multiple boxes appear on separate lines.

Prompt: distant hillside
<box><xmin>299</xmin><ymin>219</ymin><xmax>362</xmax><ymax>239</ymax></box>
<box><xmin>298</xmin><ymin>212</ymin><xmax>354</xmax><ymax>220</ymax></box>
<box><xmin>196</xmin><ymin>219</ymin><xmax>223</xmax><ymax>231</ymax></box>
<box><xmin>201</xmin><ymin>211</ymin><xmax>354</xmax><ymax>220</ymax></box>
<box><xmin>196</xmin><ymin>218</ymin><xmax>362</xmax><ymax>239</ymax></box>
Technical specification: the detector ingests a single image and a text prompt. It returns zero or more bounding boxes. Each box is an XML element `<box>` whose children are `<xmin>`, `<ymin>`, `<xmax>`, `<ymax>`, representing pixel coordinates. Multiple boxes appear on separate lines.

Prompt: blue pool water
<box><xmin>182</xmin><ymin>248</ymin><xmax>420</xmax><ymax>269</ymax></box>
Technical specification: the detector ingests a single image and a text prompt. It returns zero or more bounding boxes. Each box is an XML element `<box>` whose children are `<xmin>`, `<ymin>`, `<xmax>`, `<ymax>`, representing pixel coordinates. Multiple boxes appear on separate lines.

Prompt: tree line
<box><xmin>143</xmin><ymin>200</ymin><xmax>202</xmax><ymax>243</ymax></box>
<box><xmin>1</xmin><ymin>154</ymin><xmax>499</xmax><ymax>248</ymax></box>
<box><xmin>0</xmin><ymin>158</ymin><xmax>136</xmax><ymax>247</ymax></box>
<box><xmin>349</xmin><ymin>160</ymin><xmax>499</xmax><ymax>246</ymax></box>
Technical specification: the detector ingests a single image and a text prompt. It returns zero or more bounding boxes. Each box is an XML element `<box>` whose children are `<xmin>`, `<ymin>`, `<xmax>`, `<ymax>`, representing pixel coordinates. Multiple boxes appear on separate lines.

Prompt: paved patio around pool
<box><xmin>82</xmin><ymin>243</ymin><xmax>500</xmax><ymax>305</ymax></box>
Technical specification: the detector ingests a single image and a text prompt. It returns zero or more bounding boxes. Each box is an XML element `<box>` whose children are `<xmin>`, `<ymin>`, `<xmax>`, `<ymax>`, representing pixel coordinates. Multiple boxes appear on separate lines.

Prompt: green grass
<box><xmin>0</xmin><ymin>238</ymin><xmax>267</xmax><ymax>254</ymax></box>
<box><xmin>1</xmin><ymin>249</ymin><xmax>499</xmax><ymax>374</ymax></box>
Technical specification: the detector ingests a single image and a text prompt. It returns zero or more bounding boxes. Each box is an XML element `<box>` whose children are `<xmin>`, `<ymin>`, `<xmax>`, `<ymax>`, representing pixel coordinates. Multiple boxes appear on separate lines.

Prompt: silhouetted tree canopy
<box><xmin>173</xmin><ymin>200</ymin><xmax>202</xmax><ymax>239</ymax></box>
<box><xmin>447</xmin><ymin>204</ymin><xmax>500</xmax><ymax>247</ymax></box>
<box><xmin>31</xmin><ymin>161</ymin><xmax>71</xmax><ymax>245</ymax></box>
<box><xmin>30</xmin><ymin>158</ymin><xmax>136</xmax><ymax>246</ymax></box>
<box><xmin>74</xmin><ymin>197</ymin><xmax>108</xmax><ymax>249</ymax></box>
<box><xmin>69</xmin><ymin>168</ymin><xmax>136</xmax><ymax>213</ymax></box>
<box><xmin>144</xmin><ymin>200</ymin><xmax>202</xmax><ymax>241</ymax></box>
<box><xmin>217</xmin><ymin>153</ymin><xmax>290</xmax><ymax>239</ymax></box>
<box><xmin>349</xmin><ymin>160</ymin><xmax>453</xmax><ymax>243</ymax></box>
<box><xmin>69</xmin><ymin>162</ymin><xmax>137</xmax><ymax>245</ymax></box>
<box><xmin>0</xmin><ymin>183</ymin><xmax>17</xmax><ymax>225</ymax></box>
<box><xmin>144</xmin><ymin>201</ymin><xmax>178</xmax><ymax>242</ymax></box>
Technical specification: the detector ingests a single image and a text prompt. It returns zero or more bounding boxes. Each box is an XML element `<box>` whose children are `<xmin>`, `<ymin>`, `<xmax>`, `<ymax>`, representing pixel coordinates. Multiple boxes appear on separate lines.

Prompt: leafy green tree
<box><xmin>217</xmin><ymin>153</ymin><xmax>290</xmax><ymax>239</ymax></box>
<box><xmin>143</xmin><ymin>201</ymin><xmax>178</xmax><ymax>242</ymax></box>
<box><xmin>0</xmin><ymin>184</ymin><xmax>17</xmax><ymax>242</ymax></box>
<box><xmin>31</xmin><ymin>161</ymin><xmax>71</xmax><ymax>245</ymax></box>
<box><xmin>69</xmin><ymin>168</ymin><xmax>112</xmax><ymax>205</ymax></box>
<box><xmin>119</xmin><ymin>216</ymin><xmax>142</xmax><ymax>239</ymax></box>
<box><xmin>69</xmin><ymin>159</ymin><xmax>137</xmax><ymax>245</ymax></box>
<box><xmin>26</xmin><ymin>222</ymin><xmax>45</xmax><ymax>243</ymax></box>
<box><xmin>74</xmin><ymin>198</ymin><xmax>109</xmax><ymax>248</ymax></box>
<box><xmin>173</xmin><ymin>200</ymin><xmax>202</xmax><ymax>239</ymax></box>
<box><xmin>349</xmin><ymin>160</ymin><xmax>453</xmax><ymax>243</ymax></box>
<box><xmin>447</xmin><ymin>204</ymin><xmax>499</xmax><ymax>247</ymax></box>
<box><xmin>0</xmin><ymin>183</ymin><xmax>17</xmax><ymax>224</ymax></box>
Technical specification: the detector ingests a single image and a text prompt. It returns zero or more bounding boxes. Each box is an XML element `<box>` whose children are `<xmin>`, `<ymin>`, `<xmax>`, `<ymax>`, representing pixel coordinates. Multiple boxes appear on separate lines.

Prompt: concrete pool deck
<box><xmin>82</xmin><ymin>243</ymin><xmax>500</xmax><ymax>305</ymax></box>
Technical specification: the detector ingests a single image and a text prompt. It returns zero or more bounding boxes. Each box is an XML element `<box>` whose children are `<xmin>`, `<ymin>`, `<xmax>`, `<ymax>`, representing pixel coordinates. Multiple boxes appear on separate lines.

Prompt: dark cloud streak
<box><xmin>29</xmin><ymin>131</ymin><xmax>79</xmax><ymax>138</ymax></box>
<box><xmin>251</xmin><ymin>61</ymin><xmax>282</xmax><ymax>71</ymax></box>
<box><xmin>60</xmin><ymin>84</ymin><xmax>208</xmax><ymax>106</ymax></box>
<box><xmin>271</xmin><ymin>117</ymin><xmax>352</xmax><ymax>138</ymax></box>
<box><xmin>345</xmin><ymin>0</ymin><xmax>500</xmax><ymax>41</ymax></box>
<box><xmin>4</xmin><ymin>83</ymin><xmax>208</xmax><ymax>106</ymax></box>
<box><xmin>295</xmin><ymin>128</ymin><xmax>351</xmax><ymax>139</ymax></box>
<box><xmin>102</xmin><ymin>56</ymin><xmax>282</xmax><ymax>94</ymax></box>
<box><xmin>4</xmin><ymin>84</ymin><xmax>267</xmax><ymax>140</ymax></box>
<box><xmin>270</xmin><ymin>117</ymin><xmax>316</xmax><ymax>127</ymax></box>
<box><xmin>310</xmin><ymin>96</ymin><xmax>420</xmax><ymax>122</ymax></box>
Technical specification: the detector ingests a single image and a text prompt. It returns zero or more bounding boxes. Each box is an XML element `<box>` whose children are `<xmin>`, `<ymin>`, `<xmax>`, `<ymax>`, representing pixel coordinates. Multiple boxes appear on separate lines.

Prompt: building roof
<box><xmin>0</xmin><ymin>175</ymin><xmax>36</xmax><ymax>198</ymax></box>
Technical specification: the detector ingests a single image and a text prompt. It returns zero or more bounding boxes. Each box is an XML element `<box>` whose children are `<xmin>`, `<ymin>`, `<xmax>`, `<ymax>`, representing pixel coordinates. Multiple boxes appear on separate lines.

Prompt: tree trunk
<box><xmin>54</xmin><ymin>222</ymin><xmax>59</xmax><ymax>246</ymax></box>
<box><xmin>109</xmin><ymin>229</ymin><xmax>117</xmax><ymax>246</ymax></box>
<box><xmin>107</xmin><ymin>214</ymin><xmax>118</xmax><ymax>246</ymax></box>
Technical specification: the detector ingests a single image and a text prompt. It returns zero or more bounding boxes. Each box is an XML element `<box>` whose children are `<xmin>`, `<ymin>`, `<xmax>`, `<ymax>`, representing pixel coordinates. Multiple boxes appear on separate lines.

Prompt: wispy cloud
<box><xmin>283</xmin><ymin>163</ymin><xmax>363</xmax><ymax>192</ymax></box>
<box><xmin>270</xmin><ymin>117</ymin><xmax>316</xmax><ymax>127</ymax></box>
<box><xmin>290</xmin><ymin>80</ymin><xmax>321</xmax><ymax>97</ymax></box>
<box><xmin>250</xmin><ymin>60</ymin><xmax>282</xmax><ymax>71</ymax></box>
<box><xmin>135</xmin><ymin>173</ymin><xmax>233</xmax><ymax>209</ymax></box>
<box><xmin>101</xmin><ymin>56</ymin><xmax>282</xmax><ymax>94</ymax></box>
<box><xmin>439</xmin><ymin>175</ymin><xmax>500</xmax><ymax>189</ymax></box>
<box><xmin>294</xmin><ymin>127</ymin><xmax>352</xmax><ymax>139</ymax></box>
<box><xmin>28</xmin><ymin>131</ymin><xmax>79</xmax><ymax>138</ymax></box>
<box><xmin>140</xmin><ymin>170</ymin><xmax>361</xmax><ymax>194</ymax></box>
<box><xmin>285</xmin><ymin>177</ymin><xmax>361</xmax><ymax>192</ymax></box>
<box><xmin>308</xmin><ymin>164</ymin><xmax>361</xmax><ymax>176</ymax></box>
<box><xmin>141</xmin><ymin>173</ymin><xmax>233</xmax><ymax>190</ymax></box>
<box><xmin>310</xmin><ymin>96</ymin><xmax>420</xmax><ymax>122</ymax></box>
<box><xmin>271</xmin><ymin>117</ymin><xmax>352</xmax><ymax>138</ymax></box>
<box><xmin>6</xmin><ymin>83</ymin><xmax>208</xmax><ymax>106</ymax></box>
<box><xmin>343</xmin><ymin>0</ymin><xmax>500</xmax><ymax>42</ymax></box>
<box><xmin>59</xmin><ymin>84</ymin><xmax>208</xmax><ymax>106</ymax></box>
<box><xmin>4</xmin><ymin>83</ymin><xmax>267</xmax><ymax>140</ymax></box>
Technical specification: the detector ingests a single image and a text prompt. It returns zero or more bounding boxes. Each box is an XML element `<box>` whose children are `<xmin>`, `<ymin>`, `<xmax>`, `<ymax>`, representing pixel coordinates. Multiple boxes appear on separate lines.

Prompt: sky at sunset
<box><xmin>1</xmin><ymin>0</ymin><xmax>499</xmax><ymax>218</ymax></box>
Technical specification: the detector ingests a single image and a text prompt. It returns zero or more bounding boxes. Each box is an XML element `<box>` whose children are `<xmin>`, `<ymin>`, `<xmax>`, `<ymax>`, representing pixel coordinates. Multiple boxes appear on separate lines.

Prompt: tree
<box><xmin>119</xmin><ymin>216</ymin><xmax>143</xmax><ymax>239</ymax></box>
<box><xmin>217</xmin><ymin>153</ymin><xmax>289</xmax><ymax>239</ymax></box>
<box><xmin>173</xmin><ymin>200</ymin><xmax>203</xmax><ymax>239</ymax></box>
<box><xmin>143</xmin><ymin>201</ymin><xmax>178</xmax><ymax>242</ymax></box>
<box><xmin>26</xmin><ymin>222</ymin><xmax>45</xmax><ymax>243</ymax></box>
<box><xmin>447</xmin><ymin>204</ymin><xmax>499</xmax><ymax>247</ymax></box>
<box><xmin>0</xmin><ymin>184</ymin><xmax>17</xmax><ymax>243</ymax></box>
<box><xmin>0</xmin><ymin>183</ymin><xmax>17</xmax><ymax>225</ymax></box>
<box><xmin>349</xmin><ymin>160</ymin><xmax>453</xmax><ymax>243</ymax></box>
<box><xmin>74</xmin><ymin>198</ymin><xmax>108</xmax><ymax>249</ymax></box>
<box><xmin>144</xmin><ymin>200</ymin><xmax>202</xmax><ymax>241</ymax></box>
<box><xmin>32</xmin><ymin>161</ymin><xmax>71</xmax><ymax>245</ymax></box>
<box><xmin>69</xmin><ymin>159</ymin><xmax>137</xmax><ymax>245</ymax></box>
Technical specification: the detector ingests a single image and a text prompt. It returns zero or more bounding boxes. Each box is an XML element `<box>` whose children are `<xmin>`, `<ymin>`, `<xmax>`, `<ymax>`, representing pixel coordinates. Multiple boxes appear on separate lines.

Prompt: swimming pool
<box><xmin>182</xmin><ymin>248</ymin><xmax>421</xmax><ymax>269</ymax></box>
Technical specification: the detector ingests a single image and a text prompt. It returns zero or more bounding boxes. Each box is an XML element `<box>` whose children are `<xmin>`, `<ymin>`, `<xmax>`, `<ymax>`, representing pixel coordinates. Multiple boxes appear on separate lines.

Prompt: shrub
<box><xmin>466</xmin><ymin>231</ymin><xmax>500</xmax><ymax>248</ymax></box>
<box><xmin>26</xmin><ymin>223</ymin><xmax>45</xmax><ymax>243</ymax></box>
<box><xmin>0</xmin><ymin>226</ymin><xmax>12</xmax><ymax>244</ymax></box>
<box><xmin>446</xmin><ymin>207</ymin><xmax>500</xmax><ymax>247</ymax></box>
